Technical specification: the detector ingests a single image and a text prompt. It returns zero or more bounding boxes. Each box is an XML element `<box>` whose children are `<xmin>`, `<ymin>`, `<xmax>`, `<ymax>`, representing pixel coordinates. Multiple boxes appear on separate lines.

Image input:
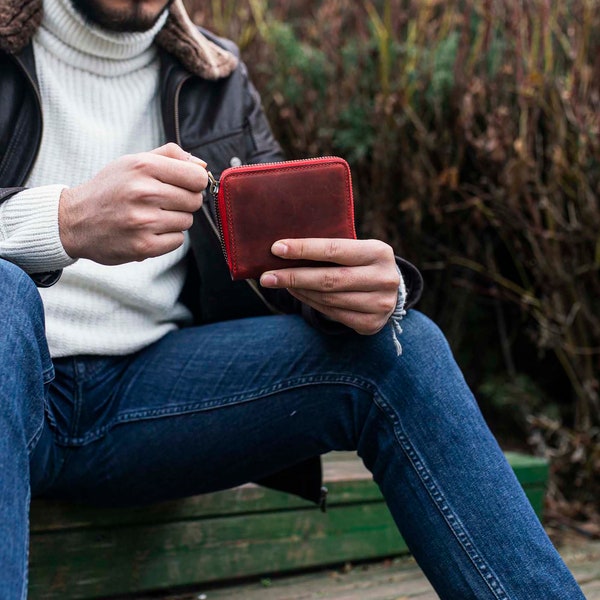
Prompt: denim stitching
<box><xmin>26</xmin><ymin>419</ymin><xmax>45</xmax><ymax>453</ymax></box>
<box><xmin>22</xmin><ymin>488</ymin><xmax>31</xmax><ymax>600</ymax></box>
<box><xmin>41</xmin><ymin>365</ymin><xmax>55</xmax><ymax>385</ymax></box>
<box><xmin>373</xmin><ymin>392</ymin><xmax>510</xmax><ymax>600</ymax></box>
<box><xmin>54</xmin><ymin>373</ymin><xmax>376</xmax><ymax>446</ymax></box>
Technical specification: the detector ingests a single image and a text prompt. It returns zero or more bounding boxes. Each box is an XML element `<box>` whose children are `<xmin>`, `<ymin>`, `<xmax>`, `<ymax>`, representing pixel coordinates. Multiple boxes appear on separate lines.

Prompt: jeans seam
<box><xmin>69</xmin><ymin>359</ymin><xmax>85</xmax><ymax>441</ymax></box>
<box><xmin>26</xmin><ymin>419</ymin><xmax>45</xmax><ymax>453</ymax></box>
<box><xmin>373</xmin><ymin>392</ymin><xmax>510</xmax><ymax>600</ymax></box>
<box><xmin>53</xmin><ymin>373</ymin><xmax>376</xmax><ymax>446</ymax></box>
<box><xmin>22</xmin><ymin>487</ymin><xmax>31</xmax><ymax>600</ymax></box>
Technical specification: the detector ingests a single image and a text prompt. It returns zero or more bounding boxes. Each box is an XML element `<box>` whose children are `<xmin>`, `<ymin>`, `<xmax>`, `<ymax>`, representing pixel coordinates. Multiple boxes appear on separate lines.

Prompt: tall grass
<box><xmin>187</xmin><ymin>0</ymin><xmax>600</xmax><ymax>512</ymax></box>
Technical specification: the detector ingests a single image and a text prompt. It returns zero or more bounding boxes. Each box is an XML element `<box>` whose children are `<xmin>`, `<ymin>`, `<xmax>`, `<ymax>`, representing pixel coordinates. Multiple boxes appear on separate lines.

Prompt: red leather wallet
<box><xmin>209</xmin><ymin>157</ymin><xmax>357</xmax><ymax>280</ymax></box>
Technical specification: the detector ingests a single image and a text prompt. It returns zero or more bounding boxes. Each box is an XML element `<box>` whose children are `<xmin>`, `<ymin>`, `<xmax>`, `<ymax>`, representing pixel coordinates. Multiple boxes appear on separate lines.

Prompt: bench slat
<box><xmin>29</xmin><ymin>451</ymin><xmax>548</xmax><ymax>599</ymax></box>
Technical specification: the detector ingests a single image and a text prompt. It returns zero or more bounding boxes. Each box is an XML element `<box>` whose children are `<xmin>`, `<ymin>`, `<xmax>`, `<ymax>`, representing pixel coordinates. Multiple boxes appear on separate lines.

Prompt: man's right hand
<box><xmin>58</xmin><ymin>143</ymin><xmax>207</xmax><ymax>265</ymax></box>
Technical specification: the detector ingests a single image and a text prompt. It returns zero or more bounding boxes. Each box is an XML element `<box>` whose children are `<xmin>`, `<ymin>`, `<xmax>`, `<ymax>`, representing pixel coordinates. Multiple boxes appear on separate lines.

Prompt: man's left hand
<box><xmin>259</xmin><ymin>238</ymin><xmax>400</xmax><ymax>335</ymax></box>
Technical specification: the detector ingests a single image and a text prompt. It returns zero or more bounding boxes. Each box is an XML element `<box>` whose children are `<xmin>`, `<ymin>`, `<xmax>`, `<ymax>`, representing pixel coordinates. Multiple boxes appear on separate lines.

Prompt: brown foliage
<box><xmin>187</xmin><ymin>0</ymin><xmax>600</xmax><ymax>513</ymax></box>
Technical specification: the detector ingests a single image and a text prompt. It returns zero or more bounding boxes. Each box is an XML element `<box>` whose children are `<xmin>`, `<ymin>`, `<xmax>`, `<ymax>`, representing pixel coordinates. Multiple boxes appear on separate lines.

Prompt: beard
<box><xmin>70</xmin><ymin>0</ymin><xmax>171</xmax><ymax>32</ymax></box>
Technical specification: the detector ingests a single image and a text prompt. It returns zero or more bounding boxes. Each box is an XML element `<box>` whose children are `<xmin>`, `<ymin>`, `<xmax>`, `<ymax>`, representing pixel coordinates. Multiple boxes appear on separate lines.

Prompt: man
<box><xmin>0</xmin><ymin>0</ymin><xmax>585</xmax><ymax>597</ymax></box>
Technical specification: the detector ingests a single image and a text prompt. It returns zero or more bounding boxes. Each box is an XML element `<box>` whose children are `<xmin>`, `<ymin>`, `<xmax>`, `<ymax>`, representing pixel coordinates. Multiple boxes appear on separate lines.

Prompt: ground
<box><xmin>137</xmin><ymin>530</ymin><xmax>600</xmax><ymax>599</ymax></box>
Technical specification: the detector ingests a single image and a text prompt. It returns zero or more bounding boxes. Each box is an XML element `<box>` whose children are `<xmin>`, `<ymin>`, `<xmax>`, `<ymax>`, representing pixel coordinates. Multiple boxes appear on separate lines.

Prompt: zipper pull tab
<box><xmin>207</xmin><ymin>171</ymin><xmax>219</xmax><ymax>196</ymax></box>
<box><xmin>319</xmin><ymin>485</ymin><xmax>328</xmax><ymax>513</ymax></box>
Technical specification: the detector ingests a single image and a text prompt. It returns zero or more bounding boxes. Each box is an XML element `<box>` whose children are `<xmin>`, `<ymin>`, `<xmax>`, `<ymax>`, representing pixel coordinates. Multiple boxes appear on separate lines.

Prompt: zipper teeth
<box><xmin>227</xmin><ymin>156</ymin><xmax>340</xmax><ymax>172</ymax></box>
<box><xmin>201</xmin><ymin>204</ymin><xmax>282</xmax><ymax>314</ymax></box>
<box><xmin>212</xmin><ymin>196</ymin><xmax>230</xmax><ymax>263</ymax></box>
<box><xmin>212</xmin><ymin>156</ymin><xmax>342</xmax><ymax>192</ymax></box>
<box><xmin>210</xmin><ymin>156</ymin><xmax>342</xmax><ymax>268</ymax></box>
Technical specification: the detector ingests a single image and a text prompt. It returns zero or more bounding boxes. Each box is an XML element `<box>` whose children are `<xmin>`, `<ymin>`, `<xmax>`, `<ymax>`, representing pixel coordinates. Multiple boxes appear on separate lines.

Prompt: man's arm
<box><xmin>0</xmin><ymin>144</ymin><xmax>208</xmax><ymax>278</ymax></box>
<box><xmin>58</xmin><ymin>144</ymin><xmax>207</xmax><ymax>264</ymax></box>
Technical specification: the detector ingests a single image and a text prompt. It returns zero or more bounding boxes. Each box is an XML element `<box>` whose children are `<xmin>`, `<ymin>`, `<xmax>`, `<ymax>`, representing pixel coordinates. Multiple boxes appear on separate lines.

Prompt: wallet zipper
<box><xmin>207</xmin><ymin>156</ymin><xmax>339</xmax><ymax>196</ymax></box>
<box><xmin>207</xmin><ymin>169</ymin><xmax>229</xmax><ymax>267</ymax></box>
<box><xmin>206</xmin><ymin>155</ymin><xmax>350</xmax><ymax>287</ymax></box>
<box><xmin>206</xmin><ymin>171</ymin><xmax>230</xmax><ymax>265</ymax></box>
<box><xmin>206</xmin><ymin>157</ymin><xmax>341</xmax><ymax>269</ymax></box>
<box><xmin>200</xmin><ymin>203</ymin><xmax>283</xmax><ymax>315</ymax></box>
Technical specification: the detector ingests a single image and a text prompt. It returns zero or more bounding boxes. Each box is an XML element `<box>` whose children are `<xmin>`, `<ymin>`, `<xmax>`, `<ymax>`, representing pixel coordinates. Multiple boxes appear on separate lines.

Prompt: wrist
<box><xmin>58</xmin><ymin>187</ymin><xmax>80</xmax><ymax>259</ymax></box>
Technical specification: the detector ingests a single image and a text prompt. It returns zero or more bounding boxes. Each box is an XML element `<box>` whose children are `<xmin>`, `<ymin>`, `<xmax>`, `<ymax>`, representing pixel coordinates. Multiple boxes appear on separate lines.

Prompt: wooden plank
<box><xmin>30</xmin><ymin>452</ymin><xmax>377</xmax><ymax>532</ymax></box>
<box><xmin>30</xmin><ymin>452</ymin><xmax>547</xmax><ymax>532</ymax></box>
<box><xmin>195</xmin><ymin>556</ymin><xmax>437</xmax><ymax>600</ymax></box>
<box><xmin>30</xmin><ymin>481</ymin><xmax>384</xmax><ymax>534</ymax></box>
<box><xmin>150</xmin><ymin>539</ymin><xmax>600</xmax><ymax>600</ymax></box>
<box><xmin>29</xmin><ymin>503</ymin><xmax>408</xmax><ymax>599</ymax></box>
<box><xmin>28</xmin><ymin>451</ymin><xmax>549</xmax><ymax>599</ymax></box>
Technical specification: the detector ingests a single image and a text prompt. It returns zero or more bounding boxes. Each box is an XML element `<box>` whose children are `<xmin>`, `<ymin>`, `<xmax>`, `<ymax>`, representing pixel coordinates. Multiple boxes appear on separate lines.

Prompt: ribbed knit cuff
<box><xmin>0</xmin><ymin>184</ymin><xmax>77</xmax><ymax>273</ymax></box>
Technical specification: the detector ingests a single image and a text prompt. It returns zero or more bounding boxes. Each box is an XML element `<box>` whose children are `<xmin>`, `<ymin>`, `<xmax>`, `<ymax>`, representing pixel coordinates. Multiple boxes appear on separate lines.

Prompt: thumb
<box><xmin>150</xmin><ymin>143</ymin><xmax>207</xmax><ymax>167</ymax></box>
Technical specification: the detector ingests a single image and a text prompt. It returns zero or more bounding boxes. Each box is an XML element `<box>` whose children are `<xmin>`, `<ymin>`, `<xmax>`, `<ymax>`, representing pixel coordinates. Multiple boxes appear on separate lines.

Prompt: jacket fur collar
<box><xmin>0</xmin><ymin>0</ymin><xmax>238</xmax><ymax>79</ymax></box>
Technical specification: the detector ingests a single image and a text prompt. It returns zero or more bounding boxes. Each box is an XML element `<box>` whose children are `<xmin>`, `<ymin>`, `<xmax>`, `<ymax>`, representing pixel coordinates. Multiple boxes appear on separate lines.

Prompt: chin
<box><xmin>71</xmin><ymin>0</ymin><xmax>172</xmax><ymax>32</ymax></box>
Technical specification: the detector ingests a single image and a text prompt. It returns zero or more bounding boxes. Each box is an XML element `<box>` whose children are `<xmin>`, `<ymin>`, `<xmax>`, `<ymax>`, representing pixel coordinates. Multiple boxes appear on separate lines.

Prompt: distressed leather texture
<box><xmin>217</xmin><ymin>157</ymin><xmax>356</xmax><ymax>280</ymax></box>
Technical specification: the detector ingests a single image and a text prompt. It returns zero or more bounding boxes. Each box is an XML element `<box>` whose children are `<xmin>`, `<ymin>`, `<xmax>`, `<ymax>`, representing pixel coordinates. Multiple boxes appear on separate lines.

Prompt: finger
<box><xmin>150</xmin><ymin>142</ymin><xmax>208</xmax><ymax>168</ymax></box>
<box><xmin>260</xmin><ymin>265</ymin><xmax>399</xmax><ymax>293</ymax></box>
<box><xmin>286</xmin><ymin>289</ymin><xmax>388</xmax><ymax>336</ymax></box>
<box><xmin>147</xmin><ymin>155</ymin><xmax>208</xmax><ymax>193</ymax></box>
<box><xmin>271</xmin><ymin>238</ymin><xmax>393</xmax><ymax>267</ymax></box>
<box><xmin>134</xmin><ymin>232</ymin><xmax>186</xmax><ymax>261</ymax></box>
<box><xmin>288</xmin><ymin>288</ymin><xmax>395</xmax><ymax>316</ymax></box>
<box><xmin>131</xmin><ymin>182</ymin><xmax>203</xmax><ymax>215</ymax></box>
<box><xmin>153</xmin><ymin>184</ymin><xmax>204</xmax><ymax>214</ymax></box>
<box><xmin>261</xmin><ymin>266</ymin><xmax>373</xmax><ymax>292</ymax></box>
<box><xmin>151</xmin><ymin>210</ymin><xmax>195</xmax><ymax>234</ymax></box>
<box><xmin>133</xmin><ymin>144</ymin><xmax>207</xmax><ymax>193</ymax></box>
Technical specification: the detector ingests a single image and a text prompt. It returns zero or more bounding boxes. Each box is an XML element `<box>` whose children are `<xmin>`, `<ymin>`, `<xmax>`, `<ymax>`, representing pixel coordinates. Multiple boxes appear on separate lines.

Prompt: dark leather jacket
<box><xmin>0</xmin><ymin>31</ymin><xmax>423</xmax><ymax>506</ymax></box>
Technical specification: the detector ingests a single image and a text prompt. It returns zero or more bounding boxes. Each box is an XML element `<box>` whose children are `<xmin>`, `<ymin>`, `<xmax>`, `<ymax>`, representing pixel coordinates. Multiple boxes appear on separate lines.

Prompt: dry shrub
<box><xmin>188</xmin><ymin>0</ymin><xmax>600</xmax><ymax>515</ymax></box>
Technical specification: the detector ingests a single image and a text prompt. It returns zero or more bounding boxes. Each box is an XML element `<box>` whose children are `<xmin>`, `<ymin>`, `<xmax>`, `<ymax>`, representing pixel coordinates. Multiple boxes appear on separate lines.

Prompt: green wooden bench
<box><xmin>29</xmin><ymin>451</ymin><xmax>548</xmax><ymax>599</ymax></box>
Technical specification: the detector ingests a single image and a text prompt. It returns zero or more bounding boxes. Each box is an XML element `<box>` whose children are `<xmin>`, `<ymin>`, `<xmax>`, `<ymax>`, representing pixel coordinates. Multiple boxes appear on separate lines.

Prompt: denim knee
<box><xmin>358</xmin><ymin>310</ymin><xmax>469</xmax><ymax>416</ymax></box>
<box><xmin>363</xmin><ymin>310</ymin><xmax>453</xmax><ymax>374</ymax></box>
<box><xmin>1</xmin><ymin>259</ymin><xmax>50</xmax><ymax>375</ymax></box>
<box><xmin>400</xmin><ymin>310</ymin><xmax>452</xmax><ymax>356</ymax></box>
<box><xmin>0</xmin><ymin>259</ymin><xmax>45</xmax><ymax>318</ymax></box>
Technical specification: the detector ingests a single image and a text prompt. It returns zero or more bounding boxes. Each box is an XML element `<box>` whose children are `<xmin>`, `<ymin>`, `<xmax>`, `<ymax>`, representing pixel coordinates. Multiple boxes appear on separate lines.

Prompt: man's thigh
<box><xmin>40</xmin><ymin>314</ymin><xmax>391</xmax><ymax>506</ymax></box>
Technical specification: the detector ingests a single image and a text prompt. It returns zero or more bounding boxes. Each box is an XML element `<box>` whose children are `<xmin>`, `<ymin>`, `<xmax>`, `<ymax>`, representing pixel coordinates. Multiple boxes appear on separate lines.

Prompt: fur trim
<box><xmin>0</xmin><ymin>0</ymin><xmax>238</xmax><ymax>79</ymax></box>
<box><xmin>0</xmin><ymin>0</ymin><xmax>43</xmax><ymax>54</ymax></box>
<box><xmin>155</xmin><ymin>0</ymin><xmax>238</xmax><ymax>80</ymax></box>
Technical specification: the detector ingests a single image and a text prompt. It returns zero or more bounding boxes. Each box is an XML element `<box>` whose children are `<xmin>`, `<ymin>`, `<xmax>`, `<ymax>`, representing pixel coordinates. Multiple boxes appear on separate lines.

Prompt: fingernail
<box><xmin>272</xmin><ymin>242</ymin><xmax>288</xmax><ymax>256</ymax></box>
<box><xmin>260</xmin><ymin>273</ymin><xmax>278</xmax><ymax>287</ymax></box>
<box><xmin>188</xmin><ymin>154</ymin><xmax>208</xmax><ymax>168</ymax></box>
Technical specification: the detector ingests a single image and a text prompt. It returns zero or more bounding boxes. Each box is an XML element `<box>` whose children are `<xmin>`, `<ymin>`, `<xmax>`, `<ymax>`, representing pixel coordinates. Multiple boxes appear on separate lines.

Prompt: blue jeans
<box><xmin>0</xmin><ymin>258</ymin><xmax>584</xmax><ymax>599</ymax></box>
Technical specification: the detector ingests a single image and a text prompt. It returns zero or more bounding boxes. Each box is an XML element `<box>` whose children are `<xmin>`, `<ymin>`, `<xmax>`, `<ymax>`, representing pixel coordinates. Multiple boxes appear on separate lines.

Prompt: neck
<box><xmin>35</xmin><ymin>0</ymin><xmax>168</xmax><ymax>74</ymax></box>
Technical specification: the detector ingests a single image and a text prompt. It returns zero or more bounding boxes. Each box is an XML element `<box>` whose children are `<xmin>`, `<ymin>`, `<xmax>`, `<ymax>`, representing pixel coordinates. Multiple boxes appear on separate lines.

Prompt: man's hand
<box><xmin>58</xmin><ymin>143</ymin><xmax>208</xmax><ymax>265</ymax></box>
<box><xmin>259</xmin><ymin>238</ymin><xmax>400</xmax><ymax>335</ymax></box>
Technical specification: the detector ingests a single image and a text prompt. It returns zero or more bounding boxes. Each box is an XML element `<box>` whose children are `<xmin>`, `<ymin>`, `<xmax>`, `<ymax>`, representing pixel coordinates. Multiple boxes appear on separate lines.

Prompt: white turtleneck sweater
<box><xmin>0</xmin><ymin>0</ymin><xmax>193</xmax><ymax>357</ymax></box>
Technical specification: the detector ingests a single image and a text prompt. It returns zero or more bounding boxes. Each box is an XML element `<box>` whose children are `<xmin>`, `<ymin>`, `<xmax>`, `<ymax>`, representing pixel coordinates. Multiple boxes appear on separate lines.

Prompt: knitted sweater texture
<box><xmin>0</xmin><ymin>0</ymin><xmax>192</xmax><ymax>357</ymax></box>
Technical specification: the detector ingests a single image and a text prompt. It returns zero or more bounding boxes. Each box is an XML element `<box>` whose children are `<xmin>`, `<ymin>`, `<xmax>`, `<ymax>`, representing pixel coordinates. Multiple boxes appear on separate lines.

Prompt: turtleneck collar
<box><xmin>35</xmin><ymin>0</ymin><xmax>168</xmax><ymax>75</ymax></box>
